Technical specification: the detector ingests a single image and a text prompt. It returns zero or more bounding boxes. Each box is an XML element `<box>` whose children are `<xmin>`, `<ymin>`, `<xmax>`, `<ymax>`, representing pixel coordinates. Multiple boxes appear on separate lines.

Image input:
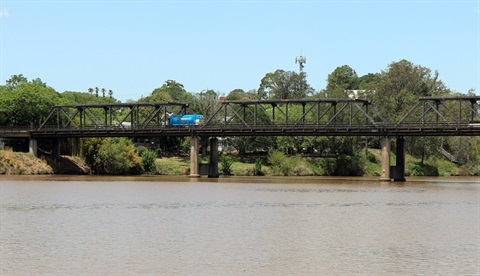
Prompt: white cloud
<box><xmin>0</xmin><ymin>7</ymin><xmax>10</xmax><ymax>18</ymax></box>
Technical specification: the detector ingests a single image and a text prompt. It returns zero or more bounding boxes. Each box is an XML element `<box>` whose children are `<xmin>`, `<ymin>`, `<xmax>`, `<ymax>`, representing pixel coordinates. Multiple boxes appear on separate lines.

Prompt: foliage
<box><xmin>0</xmin><ymin>150</ymin><xmax>53</xmax><ymax>175</ymax></box>
<box><xmin>325</xmin><ymin>65</ymin><xmax>358</xmax><ymax>98</ymax></box>
<box><xmin>409</xmin><ymin>162</ymin><xmax>439</xmax><ymax>176</ymax></box>
<box><xmin>0</xmin><ymin>76</ymin><xmax>63</xmax><ymax>126</ymax></box>
<box><xmin>253</xmin><ymin>158</ymin><xmax>265</xmax><ymax>176</ymax></box>
<box><xmin>267</xmin><ymin>150</ymin><xmax>305</xmax><ymax>176</ymax></box>
<box><xmin>62</xmin><ymin>91</ymin><xmax>118</xmax><ymax>105</ymax></box>
<box><xmin>140</xmin><ymin>80</ymin><xmax>193</xmax><ymax>103</ymax></box>
<box><xmin>220</xmin><ymin>155</ymin><xmax>234</xmax><ymax>175</ymax></box>
<box><xmin>258</xmin><ymin>69</ymin><xmax>313</xmax><ymax>100</ymax></box>
<box><xmin>374</xmin><ymin>59</ymin><xmax>449</xmax><ymax>122</ymax></box>
<box><xmin>333</xmin><ymin>155</ymin><xmax>366</xmax><ymax>176</ymax></box>
<box><xmin>226</xmin><ymin>89</ymin><xmax>258</xmax><ymax>101</ymax></box>
<box><xmin>83</xmin><ymin>138</ymin><xmax>141</xmax><ymax>175</ymax></box>
<box><xmin>141</xmin><ymin>149</ymin><xmax>158</xmax><ymax>174</ymax></box>
<box><xmin>82</xmin><ymin>138</ymin><xmax>104</xmax><ymax>172</ymax></box>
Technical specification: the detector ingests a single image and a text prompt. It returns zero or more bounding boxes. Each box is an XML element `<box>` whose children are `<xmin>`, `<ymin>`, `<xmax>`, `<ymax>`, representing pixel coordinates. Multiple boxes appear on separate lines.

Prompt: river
<box><xmin>1</xmin><ymin>175</ymin><xmax>479</xmax><ymax>275</ymax></box>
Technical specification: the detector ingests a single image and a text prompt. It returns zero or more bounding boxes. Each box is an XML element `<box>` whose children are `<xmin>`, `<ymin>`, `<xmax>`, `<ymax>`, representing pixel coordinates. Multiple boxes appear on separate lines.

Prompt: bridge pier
<box><xmin>391</xmin><ymin>137</ymin><xmax>406</xmax><ymax>182</ymax></box>
<box><xmin>379</xmin><ymin>137</ymin><xmax>391</xmax><ymax>181</ymax></box>
<box><xmin>208</xmin><ymin>138</ymin><xmax>219</xmax><ymax>178</ymax></box>
<box><xmin>29</xmin><ymin>138</ymin><xmax>38</xmax><ymax>157</ymax></box>
<box><xmin>379</xmin><ymin>137</ymin><xmax>406</xmax><ymax>182</ymax></box>
<box><xmin>190</xmin><ymin>137</ymin><xmax>200</xmax><ymax>177</ymax></box>
<box><xmin>52</xmin><ymin>138</ymin><xmax>61</xmax><ymax>158</ymax></box>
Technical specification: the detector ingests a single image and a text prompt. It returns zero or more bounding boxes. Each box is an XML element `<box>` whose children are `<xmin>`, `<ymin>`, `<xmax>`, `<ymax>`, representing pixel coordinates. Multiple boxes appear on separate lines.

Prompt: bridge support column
<box><xmin>208</xmin><ymin>138</ymin><xmax>219</xmax><ymax>178</ymax></box>
<box><xmin>29</xmin><ymin>138</ymin><xmax>38</xmax><ymax>157</ymax></box>
<box><xmin>379</xmin><ymin>137</ymin><xmax>391</xmax><ymax>182</ymax></box>
<box><xmin>190</xmin><ymin>137</ymin><xmax>200</xmax><ymax>177</ymax></box>
<box><xmin>52</xmin><ymin>138</ymin><xmax>61</xmax><ymax>158</ymax></box>
<box><xmin>391</xmin><ymin>137</ymin><xmax>406</xmax><ymax>182</ymax></box>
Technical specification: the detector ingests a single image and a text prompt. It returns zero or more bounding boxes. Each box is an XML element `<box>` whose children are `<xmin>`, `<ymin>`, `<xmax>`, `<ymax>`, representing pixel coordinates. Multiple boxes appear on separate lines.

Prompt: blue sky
<box><xmin>1</xmin><ymin>0</ymin><xmax>479</xmax><ymax>102</ymax></box>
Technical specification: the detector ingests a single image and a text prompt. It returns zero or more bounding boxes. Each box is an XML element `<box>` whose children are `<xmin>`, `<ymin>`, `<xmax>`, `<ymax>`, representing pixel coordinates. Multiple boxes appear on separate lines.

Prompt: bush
<box><xmin>267</xmin><ymin>150</ymin><xmax>304</xmax><ymax>176</ymax></box>
<box><xmin>334</xmin><ymin>155</ymin><xmax>365</xmax><ymax>176</ymax></box>
<box><xmin>220</xmin><ymin>155</ymin><xmax>234</xmax><ymax>175</ymax></box>
<box><xmin>84</xmin><ymin>138</ymin><xmax>142</xmax><ymax>175</ymax></box>
<box><xmin>317</xmin><ymin>158</ymin><xmax>336</xmax><ymax>176</ymax></box>
<box><xmin>253</xmin><ymin>158</ymin><xmax>265</xmax><ymax>176</ymax></box>
<box><xmin>141</xmin><ymin>149</ymin><xmax>158</xmax><ymax>174</ymax></box>
<box><xmin>409</xmin><ymin>162</ymin><xmax>439</xmax><ymax>176</ymax></box>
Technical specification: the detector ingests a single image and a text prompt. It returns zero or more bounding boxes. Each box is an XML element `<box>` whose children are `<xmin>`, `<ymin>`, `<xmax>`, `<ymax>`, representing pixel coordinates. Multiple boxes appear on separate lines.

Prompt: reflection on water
<box><xmin>1</xmin><ymin>175</ymin><xmax>479</xmax><ymax>275</ymax></box>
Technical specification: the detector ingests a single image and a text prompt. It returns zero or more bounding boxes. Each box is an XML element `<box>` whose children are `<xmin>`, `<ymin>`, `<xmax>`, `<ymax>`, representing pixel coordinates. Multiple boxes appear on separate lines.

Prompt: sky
<box><xmin>0</xmin><ymin>0</ymin><xmax>479</xmax><ymax>102</ymax></box>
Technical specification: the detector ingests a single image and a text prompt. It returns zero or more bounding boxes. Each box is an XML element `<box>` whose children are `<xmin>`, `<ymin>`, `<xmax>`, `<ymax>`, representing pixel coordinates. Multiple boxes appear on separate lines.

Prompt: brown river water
<box><xmin>1</xmin><ymin>175</ymin><xmax>479</xmax><ymax>275</ymax></box>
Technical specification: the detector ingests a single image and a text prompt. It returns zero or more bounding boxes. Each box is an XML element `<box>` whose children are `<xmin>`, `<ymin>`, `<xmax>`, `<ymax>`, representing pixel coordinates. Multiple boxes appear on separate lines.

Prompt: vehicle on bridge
<box><xmin>169</xmin><ymin>114</ymin><xmax>205</xmax><ymax>126</ymax></box>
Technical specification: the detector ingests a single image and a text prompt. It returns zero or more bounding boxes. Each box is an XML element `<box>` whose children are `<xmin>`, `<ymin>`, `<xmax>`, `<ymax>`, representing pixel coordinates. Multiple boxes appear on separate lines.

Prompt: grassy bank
<box><xmin>0</xmin><ymin>150</ymin><xmax>53</xmax><ymax>175</ymax></box>
<box><xmin>1</xmin><ymin>148</ymin><xmax>474</xmax><ymax>177</ymax></box>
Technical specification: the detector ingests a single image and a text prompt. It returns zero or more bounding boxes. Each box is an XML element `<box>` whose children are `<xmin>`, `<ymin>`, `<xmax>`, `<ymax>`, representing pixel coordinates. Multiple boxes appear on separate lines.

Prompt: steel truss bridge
<box><xmin>1</xmin><ymin>96</ymin><xmax>479</xmax><ymax>138</ymax></box>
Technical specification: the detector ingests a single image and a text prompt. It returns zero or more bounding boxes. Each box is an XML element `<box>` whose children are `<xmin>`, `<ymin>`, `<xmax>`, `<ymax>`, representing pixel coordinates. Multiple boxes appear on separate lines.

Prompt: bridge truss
<box><xmin>37</xmin><ymin>102</ymin><xmax>188</xmax><ymax>132</ymax></box>
<box><xmin>15</xmin><ymin>96</ymin><xmax>480</xmax><ymax>138</ymax></box>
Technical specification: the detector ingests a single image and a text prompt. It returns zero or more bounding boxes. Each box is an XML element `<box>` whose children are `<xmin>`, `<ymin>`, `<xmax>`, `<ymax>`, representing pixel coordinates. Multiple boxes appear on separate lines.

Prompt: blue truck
<box><xmin>169</xmin><ymin>114</ymin><xmax>205</xmax><ymax>126</ymax></box>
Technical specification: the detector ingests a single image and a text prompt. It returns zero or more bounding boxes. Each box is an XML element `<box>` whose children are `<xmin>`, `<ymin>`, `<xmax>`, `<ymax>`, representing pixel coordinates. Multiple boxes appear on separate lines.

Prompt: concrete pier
<box><xmin>379</xmin><ymin>137</ymin><xmax>391</xmax><ymax>181</ymax></box>
<box><xmin>29</xmin><ymin>138</ymin><xmax>38</xmax><ymax>157</ymax></box>
<box><xmin>190</xmin><ymin>137</ymin><xmax>200</xmax><ymax>177</ymax></box>
<box><xmin>391</xmin><ymin>137</ymin><xmax>406</xmax><ymax>182</ymax></box>
<box><xmin>208</xmin><ymin>138</ymin><xmax>219</xmax><ymax>178</ymax></box>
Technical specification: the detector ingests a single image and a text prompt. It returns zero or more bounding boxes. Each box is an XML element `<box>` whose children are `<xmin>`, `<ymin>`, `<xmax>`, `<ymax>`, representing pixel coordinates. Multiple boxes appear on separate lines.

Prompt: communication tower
<box><xmin>295</xmin><ymin>55</ymin><xmax>306</xmax><ymax>73</ymax></box>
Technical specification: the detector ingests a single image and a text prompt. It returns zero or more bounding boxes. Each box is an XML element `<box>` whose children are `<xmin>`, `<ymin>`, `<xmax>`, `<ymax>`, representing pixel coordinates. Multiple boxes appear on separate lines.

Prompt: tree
<box><xmin>101</xmin><ymin>88</ymin><xmax>106</xmax><ymax>98</ymax></box>
<box><xmin>226</xmin><ymin>89</ymin><xmax>258</xmax><ymax>101</ymax></box>
<box><xmin>0</xmin><ymin>76</ymin><xmax>62</xmax><ymax>126</ymax></box>
<box><xmin>84</xmin><ymin>137</ymin><xmax>141</xmax><ymax>175</ymax></box>
<box><xmin>375</xmin><ymin>59</ymin><xmax>448</xmax><ymax>121</ymax></box>
<box><xmin>140</xmin><ymin>80</ymin><xmax>193</xmax><ymax>103</ymax></box>
<box><xmin>5</xmin><ymin>74</ymin><xmax>27</xmax><ymax>89</ymax></box>
<box><xmin>258</xmin><ymin>69</ymin><xmax>312</xmax><ymax>100</ymax></box>
<box><xmin>95</xmin><ymin>87</ymin><xmax>99</xmax><ymax>97</ymax></box>
<box><xmin>189</xmin><ymin>89</ymin><xmax>221</xmax><ymax>119</ymax></box>
<box><xmin>325</xmin><ymin>65</ymin><xmax>358</xmax><ymax>98</ymax></box>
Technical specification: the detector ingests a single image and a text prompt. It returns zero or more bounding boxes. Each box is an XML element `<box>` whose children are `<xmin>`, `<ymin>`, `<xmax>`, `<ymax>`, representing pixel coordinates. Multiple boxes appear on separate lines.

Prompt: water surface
<box><xmin>1</xmin><ymin>176</ymin><xmax>479</xmax><ymax>275</ymax></box>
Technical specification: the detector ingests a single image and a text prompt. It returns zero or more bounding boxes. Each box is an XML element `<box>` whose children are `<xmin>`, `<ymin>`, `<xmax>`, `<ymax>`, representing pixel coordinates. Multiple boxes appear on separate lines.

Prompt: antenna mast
<box><xmin>295</xmin><ymin>55</ymin><xmax>306</xmax><ymax>73</ymax></box>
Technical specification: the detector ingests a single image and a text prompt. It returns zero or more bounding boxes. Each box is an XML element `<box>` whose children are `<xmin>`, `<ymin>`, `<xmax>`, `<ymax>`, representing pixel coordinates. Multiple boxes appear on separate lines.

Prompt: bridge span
<box><xmin>1</xmin><ymin>96</ymin><xmax>479</xmax><ymax>181</ymax></box>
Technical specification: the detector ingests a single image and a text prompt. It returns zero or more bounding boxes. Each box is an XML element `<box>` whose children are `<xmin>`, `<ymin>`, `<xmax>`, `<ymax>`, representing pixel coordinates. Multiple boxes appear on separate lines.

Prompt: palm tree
<box><xmin>95</xmin><ymin>87</ymin><xmax>99</xmax><ymax>97</ymax></box>
<box><xmin>101</xmin><ymin>88</ymin><xmax>106</xmax><ymax>98</ymax></box>
<box><xmin>88</xmin><ymin>88</ymin><xmax>93</xmax><ymax>95</ymax></box>
<box><xmin>108</xmin><ymin>90</ymin><xmax>113</xmax><ymax>98</ymax></box>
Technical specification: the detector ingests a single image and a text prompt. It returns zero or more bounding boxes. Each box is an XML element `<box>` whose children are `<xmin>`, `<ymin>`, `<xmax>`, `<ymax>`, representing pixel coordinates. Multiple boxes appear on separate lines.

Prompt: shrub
<box><xmin>141</xmin><ymin>149</ymin><xmax>158</xmax><ymax>174</ymax></box>
<box><xmin>334</xmin><ymin>155</ymin><xmax>365</xmax><ymax>176</ymax></box>
<box><xmin>90</xmin><ymin>138</ymin><xmax>142</xmax><ymax>175</ymax></box>
<box><xmin>409</xmin><ymin>162</ymin><xmax>439</xmax><ymax>176</ymax></box>
<box><xmin>267</xmin><ymin>150</ymin><xmax>303</xmax><ymax>176</ymax></box>
<box><xmin>220</xmin><ymin>155</ymin><xmax>234</xmax><ymax>175</ymax></box>
<box><xmin>253</xmin><ymin>158</ymin><xmax>265</xmax><ymax>176</ymax></box>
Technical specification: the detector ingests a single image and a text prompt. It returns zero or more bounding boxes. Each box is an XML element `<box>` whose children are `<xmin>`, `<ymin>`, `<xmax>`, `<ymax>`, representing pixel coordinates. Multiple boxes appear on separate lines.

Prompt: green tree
<box><xmin>324</xmin><ymin>65</ymin><xmax>358</xmax><ymax>98</ymax></box>
<box><xmin>226</xmin><ymin>89</ymin><xmax>258</xmax><ymax>101</ymax></box>
<box><xmin>375</xmin><ymin>59</ymin><xmax>448</xmax><ymax>121</ymax></box>
<box><xmin>94</xmin><ymin>138</ymin><xmax>141</xmax><ymax>175</ymax></box>
<box><xmin>5</xmin><ymin>74</ymin><xmax>27</xmax><ymax>89</ymax></box>
<box><xmin>258</xmin><ymin>69</ymin><xmax>312</xmax><ymax>100</ymax></box>
<box><xmin>0</xmin><ymin>76</ymin><xmax>62</xmax><ymax>126</ymax></box>
<box><xmin>140</xmin><ymin>80</ymin><xmax>193</xmax><ymax>103</ymax></box>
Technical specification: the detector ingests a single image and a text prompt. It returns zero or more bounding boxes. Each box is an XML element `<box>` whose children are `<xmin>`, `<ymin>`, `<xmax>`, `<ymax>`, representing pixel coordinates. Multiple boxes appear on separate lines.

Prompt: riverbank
<box><xmin>1</xmin><ymin>149</ymin><xmax>477</xmax><ymax>176</ymax></box>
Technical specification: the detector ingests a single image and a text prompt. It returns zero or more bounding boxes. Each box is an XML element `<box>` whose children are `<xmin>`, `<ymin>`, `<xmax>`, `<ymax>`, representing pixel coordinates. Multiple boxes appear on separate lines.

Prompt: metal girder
<box><xmin>37</xmin><ymin>103</ymin><xmax>188</xmax><ymax>131</ymax></box>
<box><xmin>396</xmin><ymin>96</ymin><xmax>480</xmax><ymax>126</ymax></box>
<box><xmin>6</xmin><ymin>97</ymin><xmax>478</xmax><ymax>138</ymax></box>
<box><xmin>203</xmin><ymin>99</ymin><xmax>385</xmax><ymax>128</ymax></box>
